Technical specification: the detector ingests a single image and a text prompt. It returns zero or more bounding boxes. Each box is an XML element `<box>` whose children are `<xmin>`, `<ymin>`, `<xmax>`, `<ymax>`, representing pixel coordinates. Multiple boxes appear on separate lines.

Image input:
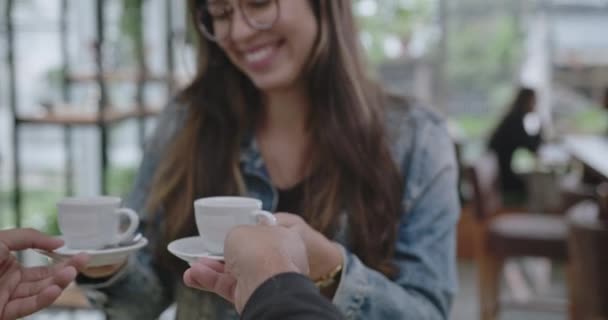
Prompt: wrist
<box><xmin>238</xmin><ymin>254</ymin><xmax>302</xmax><ymax>308</ymax></box>
<box><xmin>312</xmin><ymin>242</ymin><xmax>343</xmax><ymax>287</ymax></box>
<box><xmin>243</xmin><ymin>249</ymin><xmax>302</xmax><ymax>281</ymax></box>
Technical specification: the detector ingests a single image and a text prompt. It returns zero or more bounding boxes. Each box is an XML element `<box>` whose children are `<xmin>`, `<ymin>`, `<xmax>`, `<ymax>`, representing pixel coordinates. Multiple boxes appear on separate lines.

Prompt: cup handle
<box><xmin>114</xmin><ymin>208</ymin><xmax>140</xmax><ymax>244</ymax></box>
<box><xmin>251</xmin><ymin>210</ymin><xmax>277</xmax><ymax>226</ymax></box>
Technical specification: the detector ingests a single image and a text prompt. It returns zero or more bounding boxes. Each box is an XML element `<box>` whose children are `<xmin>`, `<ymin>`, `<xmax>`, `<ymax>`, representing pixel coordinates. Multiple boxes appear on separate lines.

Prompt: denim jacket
<box><xmin>79</xmin><ymin>98</ymin><xmax>460</xmax><ymax>320</ymax></box>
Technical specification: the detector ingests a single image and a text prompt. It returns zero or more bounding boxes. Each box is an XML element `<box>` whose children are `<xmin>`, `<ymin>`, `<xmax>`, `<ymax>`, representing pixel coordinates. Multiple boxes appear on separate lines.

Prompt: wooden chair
<box><xmin>567</xmin><ymin>184</ymin><xmax>608</xmax><ymax>320</ymax></box>
<box><xmin>467</xmin><ymin>152</ymin><xmax>569</xmax><ymax>320</ymax></box>
<box><xmin>559</xmin><ymin>170</ymin><xmax>597</xmax><ymax>213</ymax></box>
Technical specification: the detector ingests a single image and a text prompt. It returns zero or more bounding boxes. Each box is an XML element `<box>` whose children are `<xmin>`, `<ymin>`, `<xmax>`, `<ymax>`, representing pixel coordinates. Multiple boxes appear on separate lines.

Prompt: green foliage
<box><xmin>454</xmin><ymin>114</ymin><xmax>495</xmax><ymax>138</ymax></box>
<box><xmin>119</xmin><ymin>0</ymin><xmax>145</xmax><ymax>66</ymax></box>
<box><xmin>0</xmin><ymin>191</ymin><xmax>13</xmax><ymax>228</ymax></box>
<box><xmin>44</xmin><ymin>67</ymin><xmax>64</xmax><ymax>87</ymax></box>
<box><xmin>447</xmin><ymin>15</ymin><xmax>522</xmax><ymax>93</ymax></box>
<box><xmin>0</xmin><ymin>166</ymin><xmax>137</xmax><ymax>234</ymax></box>
<box><xmin>556</xmin><ymin>106</ymin><xmax>608</xmax><ymax>135</ymax></box>
<box><xmin>107</xmin><ymin>166</ymin><xmax>137</xmax><ymax>197</ymax></box>
<box><xmin>354</xmin><ymin>0</ymin><xmax>433</xmax><ymax>64</ymax></box>
<box><xmin>0</xmin><ymin>188</ymin><xmax>62</xmax><ymax>235</ymax></box>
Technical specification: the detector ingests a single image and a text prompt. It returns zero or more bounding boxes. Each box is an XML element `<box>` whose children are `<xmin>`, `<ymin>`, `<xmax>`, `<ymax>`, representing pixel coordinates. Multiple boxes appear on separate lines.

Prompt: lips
<box><xmin>240</xmin><ymin>40</ymin><xmax>284</xmax><ymax>72</ymax></box>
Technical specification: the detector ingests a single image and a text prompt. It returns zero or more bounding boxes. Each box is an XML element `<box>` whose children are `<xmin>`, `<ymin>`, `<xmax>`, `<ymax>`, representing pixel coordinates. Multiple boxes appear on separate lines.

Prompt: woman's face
<box><xmin>211</xmin><ymin>0</ymin><xmax>318</xmax><ymax>91</ymax></box>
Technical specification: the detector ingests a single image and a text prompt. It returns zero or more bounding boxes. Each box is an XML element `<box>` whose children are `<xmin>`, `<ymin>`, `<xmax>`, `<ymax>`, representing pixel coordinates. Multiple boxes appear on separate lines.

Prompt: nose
<box><xmin>230</xmin><ymin>9</ymin><xmax>257</xmax><ymax>42</ymax></box>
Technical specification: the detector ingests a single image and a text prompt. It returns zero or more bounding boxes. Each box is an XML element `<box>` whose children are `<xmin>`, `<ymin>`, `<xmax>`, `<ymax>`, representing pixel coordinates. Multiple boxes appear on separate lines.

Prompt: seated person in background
<box><xmin>0</xmin><ymin>228</ymin><xmax>88</xmax><ymax>320</ymax></box>
<box><xmin>488</xmin><ymin>87</ymin><xmax>542</xmax><ymax>202</ymax></box>
<box><xmin>184</xmin><ymin>225</ymin><xmax>345</xmax><ymax>320</ymax></box>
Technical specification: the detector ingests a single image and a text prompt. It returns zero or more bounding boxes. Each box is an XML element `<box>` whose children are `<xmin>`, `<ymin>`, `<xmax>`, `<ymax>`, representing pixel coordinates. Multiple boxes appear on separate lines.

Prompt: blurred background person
<box><xmin>488</xmin><ymin>87</ymin><xmax>542</xmax><ymax>204</ymax></box>
<box><xmin>603</xmin><ymin>87</ymin><xmax>608</xmax><ymax>111</ymax></box>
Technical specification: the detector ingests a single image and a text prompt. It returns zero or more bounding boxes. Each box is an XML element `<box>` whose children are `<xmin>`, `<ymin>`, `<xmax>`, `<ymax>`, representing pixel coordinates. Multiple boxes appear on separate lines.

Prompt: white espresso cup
<box><xmin>194</xmin><ymin>197</ymin><xmax>277</xmax><ymax>255</ymax></box>
<box><xmin>57</xmin><ymin>196</ymin><xmax>140</xmax><ymax>250</ymax></box>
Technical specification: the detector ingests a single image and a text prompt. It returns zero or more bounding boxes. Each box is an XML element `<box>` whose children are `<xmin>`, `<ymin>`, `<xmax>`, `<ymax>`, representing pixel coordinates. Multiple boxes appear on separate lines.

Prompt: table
<box><xmin>563</xmin><ymin>135</ymin><xmax>608</xmax><ymax>180</ymax></box>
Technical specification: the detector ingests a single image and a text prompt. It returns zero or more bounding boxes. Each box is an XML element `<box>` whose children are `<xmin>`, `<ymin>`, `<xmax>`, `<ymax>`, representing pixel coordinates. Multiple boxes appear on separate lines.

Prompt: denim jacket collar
<box><xmin>239</xmin><ymin>131</ymin><xmax>268</xmax><ymax>178</ymax></box>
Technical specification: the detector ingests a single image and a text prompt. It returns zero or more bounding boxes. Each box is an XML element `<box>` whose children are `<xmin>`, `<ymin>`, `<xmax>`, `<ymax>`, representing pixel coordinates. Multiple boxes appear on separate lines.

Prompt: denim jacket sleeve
<box><xmin>77</xmin><ymin>104</ymin><xmax>187</xmax><ymax>319</ymax></box>
<box><xmin>333</xmin><ymin>107</ymin><xmax>460</xmax><ymax>320</ymax></box>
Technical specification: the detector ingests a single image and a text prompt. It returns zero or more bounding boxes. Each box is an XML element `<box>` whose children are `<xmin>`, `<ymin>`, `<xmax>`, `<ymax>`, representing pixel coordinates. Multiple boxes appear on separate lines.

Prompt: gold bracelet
<box><xmin>314</xmin><ymin>263</ymin><xmax>343</xmax><ymax>289</ymax></box>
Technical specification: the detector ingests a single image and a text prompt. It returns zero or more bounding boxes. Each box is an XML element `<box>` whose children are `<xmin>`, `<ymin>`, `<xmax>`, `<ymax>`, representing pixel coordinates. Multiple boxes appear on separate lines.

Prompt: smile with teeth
<box><xmin>244</xmin><ymin>43</ymin><xmax>279</xmax><ymax>64</ymax></box>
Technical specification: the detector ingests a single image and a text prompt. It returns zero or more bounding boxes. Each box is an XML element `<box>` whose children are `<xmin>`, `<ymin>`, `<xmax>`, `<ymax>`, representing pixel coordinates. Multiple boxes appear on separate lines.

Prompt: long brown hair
<box><xmin>148</xmin><ymin>0</ymin><xmax>403</xmax><ymax>277</ymax></box>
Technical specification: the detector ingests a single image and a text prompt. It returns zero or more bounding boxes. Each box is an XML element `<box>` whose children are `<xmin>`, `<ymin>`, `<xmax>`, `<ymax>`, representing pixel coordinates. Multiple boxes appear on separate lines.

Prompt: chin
<box><xmin>249</xmin><ymin>72</ymin><xmax>298</xmax><ymax>92</ymax></box>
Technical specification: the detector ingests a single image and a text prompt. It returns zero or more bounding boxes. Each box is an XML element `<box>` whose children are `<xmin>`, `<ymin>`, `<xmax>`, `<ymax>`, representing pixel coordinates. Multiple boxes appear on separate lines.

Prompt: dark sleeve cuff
<box><xmin>242</xmin><ymin>272</ymin><xmax>344</xmax><ymax>320</ymax></box>
<box><xmin>245</xmin><ymin>273</ymin><xmax>317</xmax><ymax>307</ymax></box>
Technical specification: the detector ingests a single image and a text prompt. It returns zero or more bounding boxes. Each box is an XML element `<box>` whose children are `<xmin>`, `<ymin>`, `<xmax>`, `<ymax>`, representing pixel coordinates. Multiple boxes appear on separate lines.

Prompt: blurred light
<box><xmin>356</xmin><ymin>0</ymin><xmax>378</xmax><ymax>17</ymax></box>
<box><xmin>552</xmin><ymin>0</ymin><xmax>608</xmax><ymax>6</ymax></box>
<box><xmin>360</xmin><ymin>32</ymin><xmax>373</xmax><ymax>51</ymax></box>
<box><xmin>383</xmin><ymin>35</ymin><xmax>403</xmax><ymax>59</ymax></box>
<box><xmin>408</xmin><ymin>25</ymin><xmax>436</xmax><ymax>58</ymax></box>
<box><xmin>524</xmin><ymin>112</ymin><xmax>542</xmax><ymax>136</ymax></box>
<box><xmin>398</xmin><ymin>0</ymin><xmax>417</xmax><ymax>10</ymax></box>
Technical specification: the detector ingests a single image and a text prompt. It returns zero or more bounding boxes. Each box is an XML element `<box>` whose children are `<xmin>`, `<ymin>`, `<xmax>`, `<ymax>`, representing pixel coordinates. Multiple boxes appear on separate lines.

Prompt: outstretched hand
<box><xmin>0</xmin><ymin>228</ymin><xmax>88</xmax><ymax>320</ymax></box>
<box><xmin>183</xmin><ymin>225</ymin><xmax>309</xmax><ymax>313</ymax></box>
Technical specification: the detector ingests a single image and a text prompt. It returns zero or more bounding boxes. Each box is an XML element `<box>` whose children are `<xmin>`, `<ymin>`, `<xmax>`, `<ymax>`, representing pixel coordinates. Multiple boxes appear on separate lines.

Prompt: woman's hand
<box><xmin>274</xmin><ymin>213</ymin><xmax>343</xmax><ymax>282</ymax></box>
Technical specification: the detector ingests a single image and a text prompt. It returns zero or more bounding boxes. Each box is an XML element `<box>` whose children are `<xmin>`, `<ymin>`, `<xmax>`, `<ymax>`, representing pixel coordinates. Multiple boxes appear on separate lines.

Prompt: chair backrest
<box><xmin>466</xmin><ymin>152</ymin><xmax>503</xmax><ymax>222</ymax></box>
<box><xmin>597</xmin><ymin>183</ymin><xmax>608</xmax><ymax>222</ymax></box>
<box><xmin>567</xmin><ymin>199</ymin><xmax>608</xmax><ymax>320</ymax></box>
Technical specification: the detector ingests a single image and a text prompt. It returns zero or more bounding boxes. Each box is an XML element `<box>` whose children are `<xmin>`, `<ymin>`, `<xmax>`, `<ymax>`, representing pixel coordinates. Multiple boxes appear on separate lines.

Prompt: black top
<box><xmin>488</xmin><ymin>112</ymin><xmax>542</xmax><ymax>193</ymax></box>
<box><xmin>241</xmin><ymin>273</ymin><xmax>345</xmax><ymax>320</ymax></box>
<box><xmin>276</xmin><ymin>183</ymin><xmax>304</xmax><ymax>214</ymax></box>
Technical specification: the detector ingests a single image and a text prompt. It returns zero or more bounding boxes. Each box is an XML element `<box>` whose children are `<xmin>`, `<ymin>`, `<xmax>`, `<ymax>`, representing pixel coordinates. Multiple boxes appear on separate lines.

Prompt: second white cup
<box><xmin>194</xmin><ymin>196</ymin><xmax>276</xmax><ymax>255</ymax></box>
<box><xmin>57</xmin><ymin>196</ymin><xmax>139</xmax><ymax>250</ymax></box>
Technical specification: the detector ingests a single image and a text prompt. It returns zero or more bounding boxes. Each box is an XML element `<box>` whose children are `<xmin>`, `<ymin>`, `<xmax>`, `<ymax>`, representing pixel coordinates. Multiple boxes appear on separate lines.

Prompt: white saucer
<box><xmin>35</xmin><ymin>236</ymin><xmax>148</xmax><ymax>267</ymax></box>
<box><xmin>167</xmin><ymin>236</ymin><xmax>224</xmax><ymax>264</ymax></box>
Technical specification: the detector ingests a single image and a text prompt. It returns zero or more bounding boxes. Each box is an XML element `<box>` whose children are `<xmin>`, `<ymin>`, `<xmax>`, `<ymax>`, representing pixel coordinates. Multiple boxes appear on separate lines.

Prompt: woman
<box><xmin>488</xmin><ymin>87</ymin><xmax>542</xmax><ymax>200</ymax></box>
<box><xmin>78</xmin><ymin>0</ymin><xmax>460</xmax><ymax>319</ymax></box>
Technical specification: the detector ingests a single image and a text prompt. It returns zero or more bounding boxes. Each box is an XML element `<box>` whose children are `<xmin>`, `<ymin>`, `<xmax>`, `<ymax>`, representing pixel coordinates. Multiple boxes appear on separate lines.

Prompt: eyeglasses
<box><xmin>197</xmin><ymin>0</ymin><xmax>280</xmax><ymax>42</ymax></box>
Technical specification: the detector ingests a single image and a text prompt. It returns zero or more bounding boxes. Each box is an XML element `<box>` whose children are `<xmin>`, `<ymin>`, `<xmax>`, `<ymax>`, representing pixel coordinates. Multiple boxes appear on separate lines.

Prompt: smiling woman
<box><xmin>200</xmin><ymin>0</ymin><xmax>318</xmax><ymax>90</ymax></box>
<box><xmin>75</xmin><ymin>1</ymin><xmax>460</xmax><ymax>319</ymax></box>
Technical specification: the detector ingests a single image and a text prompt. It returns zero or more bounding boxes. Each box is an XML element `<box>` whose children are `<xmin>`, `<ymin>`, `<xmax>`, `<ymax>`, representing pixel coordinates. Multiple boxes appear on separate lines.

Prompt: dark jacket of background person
<box><xmin>242</xmin><ymin>273</ymin><xmax>344</xmax><ymax>320</ymax></box>
<box><xmin>604</xmin><ymin>87</ymin><xmax>608</xmax><ymax>112</ymax></box>
<box><xmin>488</xmin><ymin>88</ymin><xmax>542</xmax><ymax>194</ymax></box>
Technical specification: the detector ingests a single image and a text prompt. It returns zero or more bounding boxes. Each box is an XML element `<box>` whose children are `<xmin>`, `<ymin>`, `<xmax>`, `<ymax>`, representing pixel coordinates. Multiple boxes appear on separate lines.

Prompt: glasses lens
<box><xmin>197</xmin><ymin>0</ymin><xmax>278</xmax><ymax>41</ymax></box>
<box><xmin>241</xmin><ymin>0</ymin><xmax>278</xmax><ymax>29</ymax></box>
<box><xmin>198</xmin><ymin>1</ymin><xmax>232</xmax><ymax>40</ymax></box>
